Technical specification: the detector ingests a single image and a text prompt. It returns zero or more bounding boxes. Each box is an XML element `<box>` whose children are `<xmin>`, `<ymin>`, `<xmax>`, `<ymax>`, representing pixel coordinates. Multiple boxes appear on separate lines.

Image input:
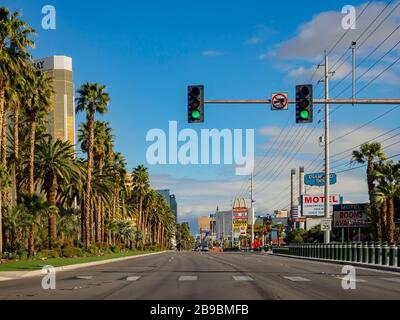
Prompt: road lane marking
<box><xmin>233</xmin><ymin>276</ymin><xmax>254</xmax><ymax>281</ymax></box>
<box><xmin>381</xmin><ymin>278</ymin><xmax>400</xmax><ymax>283</ymax></box>
<box><xmin>179</xmin><ymin>276</ymin><xmax>198</xmax><ymax>281</ymax></box>
<box><xmin>126</xmin><ymin>276</ymin><xmax>141</xmax><ymax>281</ymax></box>
<box><xmin>283</xmin><ymin>276</ymin><xmax>312</xmax><ymax>282</ymax></box>
<box><xmin>76</xmin><ymin>276</ymin><xmax>93</xmax><ymax>280</ymax></box>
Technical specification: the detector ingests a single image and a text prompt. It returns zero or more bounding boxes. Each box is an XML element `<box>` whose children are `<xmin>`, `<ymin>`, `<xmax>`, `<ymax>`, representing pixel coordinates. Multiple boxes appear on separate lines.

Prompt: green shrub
<box><xmin>110</xmin><ymin>245</ymin><xmax>120</xmax><ymax>253</ymax></box>
<box><xmin>61</xmin><ymin>244</ymin><xmax>79</xmax><ymax>258</ymax></box>
<box><xmin>40</xmin><ymin>249</ymin><xmax>60</xmax><ymax>259</ymax></box>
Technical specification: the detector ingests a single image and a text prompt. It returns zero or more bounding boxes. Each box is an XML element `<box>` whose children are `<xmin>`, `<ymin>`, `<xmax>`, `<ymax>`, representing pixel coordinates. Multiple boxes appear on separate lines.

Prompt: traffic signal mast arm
<box><xmin>204</xmin><ymin>98</ymin><xmax>400</xmax><ymax>105</ymax></box>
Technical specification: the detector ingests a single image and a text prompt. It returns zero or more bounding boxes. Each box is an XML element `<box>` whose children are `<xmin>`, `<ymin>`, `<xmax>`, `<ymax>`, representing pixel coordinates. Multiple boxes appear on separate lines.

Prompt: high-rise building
<box><xmin>197</xmin><ymin>216</ymin><xmax>211</xmax><ymax>238</ymax></box>
<box><xmin>156</xmin><ymin>189</ymin><xmax>178</xmax><ymax>221</ymax></box>
<box><xmin>169</xmin><ymin>194</ymin><xmax>178</xmax><ymax>221</ymax></box>
<box><xmin>34</xmin><ymin>56</ymin><xmax>75</xmax><ymax>147</ymax></box>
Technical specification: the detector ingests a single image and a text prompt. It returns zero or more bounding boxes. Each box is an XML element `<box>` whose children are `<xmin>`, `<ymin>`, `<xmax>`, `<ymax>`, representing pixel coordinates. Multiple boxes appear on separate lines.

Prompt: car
<box><xmin>201</xmin><ymin>246</ymin><xmax>209</xmax><ymax>252</ymax></box>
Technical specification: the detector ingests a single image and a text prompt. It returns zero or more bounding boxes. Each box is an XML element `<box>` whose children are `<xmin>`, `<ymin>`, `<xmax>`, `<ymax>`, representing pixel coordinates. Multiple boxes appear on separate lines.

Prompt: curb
<box><xmin>272</xmin><ymin>253</ymin><xmax>400</xmax><ymax>273</ymax></box>
<box><xmin>0</xmin><ymin>251</ymin><xmax>169</xmax><ymax>282</ymax></box>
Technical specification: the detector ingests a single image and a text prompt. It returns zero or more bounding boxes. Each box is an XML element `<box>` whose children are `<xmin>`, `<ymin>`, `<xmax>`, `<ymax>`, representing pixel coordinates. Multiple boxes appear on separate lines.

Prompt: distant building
<box><xmin>197</xmin><ymin>216</ymin><xmax>211</xmax><ymax>241</ymax></box>
<box><xmin>215</xmin><ymin>211</ymin><xmax>232</xmax><ymax>243</ymax></box>
<box><xmin>34</xmin><ymin>56</ymin><xmax>75</xmax><ymax>147</ymax></box>
<box><xmin>169</xmin><ymin>194</ymin><xmax>178</xmax><ymax>221</ymax></box>
<box><xmin>156</xmin><ymin>189</ymin><xmax>178</xmax><ymax>222</ymax></box>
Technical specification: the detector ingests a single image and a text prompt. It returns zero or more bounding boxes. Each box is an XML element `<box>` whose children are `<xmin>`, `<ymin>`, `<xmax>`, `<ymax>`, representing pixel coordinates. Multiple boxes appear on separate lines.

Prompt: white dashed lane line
<box><xmin>126</xmin><ymin>276</ymin><xmax>141</xmax><ymax>281</ymax></box>
<box><xmin>179</xmin><ymin>276</ymin><xmax>198</xmax><ymax>281</ymax></box>
<box><xmin>233</xmin><ymin>276</ymin><xmax>254</xmax><ymax>281</ymax></box>
<box><xmin>76</xmin><ymin>276</ymin><xmax>93</xmax><ymax>280</ymax></box>
<box><xmin>283</xmin><ymin>276</ymin><xmax>312</xmax><ymax>282</ymax></box>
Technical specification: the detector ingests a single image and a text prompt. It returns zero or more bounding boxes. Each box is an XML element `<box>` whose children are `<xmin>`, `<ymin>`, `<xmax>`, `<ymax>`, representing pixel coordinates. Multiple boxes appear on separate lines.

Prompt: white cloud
<box><xmin>274</xmin><ymin>2</ymin><xmax>400</xmax><ymax>61</ymax></box>
<box><xmin>202</xmin><ymin>50</ymin><xmax>225</xmax><ymax>57</ymax></box>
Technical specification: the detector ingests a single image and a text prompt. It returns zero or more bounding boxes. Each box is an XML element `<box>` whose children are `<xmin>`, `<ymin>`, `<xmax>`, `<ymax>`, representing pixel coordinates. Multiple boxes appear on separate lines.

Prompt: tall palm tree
<box><xmin>25</xmin><ymin>69</ymin><xmax>54</xmax><ymax>194</ymax></box>
<box><xmin>352</xmin><ymin>143</ymin><xmax>387</xmax><ymax>241</ymax></box>
<box><xmin>0</xmin><ymin>7</ymin><xmax>35</xmax><ymax>165</ymax></box>
<box><xmin>132</xmin><ymin>165</ymin><xmax>149</xmax><ymax>233</ymax></box>
<box><xmin>75</xmin><ymin>82</ymin><xmax>110</xmax><ymax>248</ymax></box>
<box><xmin>0</xmin><ymin>163</ymin><xmax>11</xmax><ymax>254</ymax></box>
<box><xmin>34</xmin><ymin>137</ymin><xmax>81</xmax><ymax>247</ymax></box>
<box><xmin>16</xmin><ymin>193</ymin><xmax>55</xmax><ymax>257</ymax></box>
<box><xmin>374</xmin><ymin>161</ymin><xmax>400</xmax><ymax>244</ymax></box>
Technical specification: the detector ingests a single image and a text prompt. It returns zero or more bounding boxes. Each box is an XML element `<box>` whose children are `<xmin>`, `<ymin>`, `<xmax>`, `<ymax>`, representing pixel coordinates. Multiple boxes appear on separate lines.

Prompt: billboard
<box><xmin>301</xmin><ymin>194</ymin><xmax>341</xmax><ymax>217</ymax></box>
<box><xmin>304</xmin><ymin>172</ymin><xmax>337</xmax><ymax>187</ymax></box>
<box><xmin>333</xmin><ymin>204</ymin><xmax>368</xmax><ymax>228</ymax></box>
<box><xmin>232</xmin><ymin>209</ymin><xmax>248</xmax><ymax>237</ymax></box>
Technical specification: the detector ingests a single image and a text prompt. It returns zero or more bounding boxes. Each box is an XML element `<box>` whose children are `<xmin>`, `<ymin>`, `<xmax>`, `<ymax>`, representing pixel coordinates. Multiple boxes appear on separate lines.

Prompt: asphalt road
<box><xmin>0</xmin><ymin>251</ymin><xmax>399</xmax><ymax>300</ymax></box>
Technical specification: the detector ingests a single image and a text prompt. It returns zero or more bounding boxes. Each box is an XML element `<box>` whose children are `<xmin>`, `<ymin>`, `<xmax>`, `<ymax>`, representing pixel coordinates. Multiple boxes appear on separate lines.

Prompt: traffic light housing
<box><xmin>188</xmin><ymin>85</ymin><xmax>204</xmax><ymax>123</ymax></box>
<box><xmin>296</xmin><ymin>84</ymin><xmax>313</xmax><ymax>123</ymax></box>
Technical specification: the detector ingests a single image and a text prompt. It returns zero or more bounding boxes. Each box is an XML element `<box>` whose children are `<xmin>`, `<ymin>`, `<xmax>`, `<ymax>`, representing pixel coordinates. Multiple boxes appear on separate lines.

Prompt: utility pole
<box><xmin>290</xmin><ymin>169</ymin><xmax>296</xmax><ymax>230</ymax></box>
<box><xmin>250</xmin><ymin>171</ymin><xmax>254</xmax><ymax>251</ymax></box>
<box><xmin>352</xmin><ymin>41</ymin><xmax>356</xmax><ymax>106</ymax></box>
<box><xmin>324</xmin><ymin>52</ymin><xmax>331</xmax><ymax>244</ymax></box>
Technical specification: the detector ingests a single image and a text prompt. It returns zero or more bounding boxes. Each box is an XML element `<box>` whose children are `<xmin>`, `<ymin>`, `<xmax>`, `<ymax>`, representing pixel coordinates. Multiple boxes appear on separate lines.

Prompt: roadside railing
<box><xmin>272</xmin><ymin>242</ymin><xmax>400</xmax><ymax>268</ymax></box>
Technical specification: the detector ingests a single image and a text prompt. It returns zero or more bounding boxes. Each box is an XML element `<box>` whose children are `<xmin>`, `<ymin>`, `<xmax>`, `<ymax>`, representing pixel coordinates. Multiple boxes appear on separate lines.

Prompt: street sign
<box><xmin>304</xmin><ymin>172</ymin><xmax>337</xmax><ymax>187</ymax></box>
<box><xmin>321</xmin><ymin>218</ymin><xmax>332</xmax><ymax>231</ymax></box>
<box><xmin>301</xmin><ymin>194</ymin><xmax>341</xmax><ymax>217</ymax></box>
<box><xmin>271</xmin><ymin>93</ymin><xmax>288</xmax><ymax>111</ymax></box>
<box><xmin>333</xmin><ymin>203</ymin><xmax>368</xmax><ymax>228</ymax></box>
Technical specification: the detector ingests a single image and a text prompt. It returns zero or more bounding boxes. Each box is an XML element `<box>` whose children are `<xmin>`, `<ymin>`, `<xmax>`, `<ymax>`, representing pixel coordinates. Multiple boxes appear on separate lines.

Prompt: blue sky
<box><xmin>5</xmin><ymin>1</ymin><xmax>400</xmax><ymax>233</ymax></box>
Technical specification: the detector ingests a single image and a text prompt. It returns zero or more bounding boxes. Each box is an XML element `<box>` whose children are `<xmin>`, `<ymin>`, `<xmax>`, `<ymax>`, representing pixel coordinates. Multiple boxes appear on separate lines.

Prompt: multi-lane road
<box><xmin>0</xmin><ymin>251</ymin><xmax>399</xmax><ymax>300</ymax></box>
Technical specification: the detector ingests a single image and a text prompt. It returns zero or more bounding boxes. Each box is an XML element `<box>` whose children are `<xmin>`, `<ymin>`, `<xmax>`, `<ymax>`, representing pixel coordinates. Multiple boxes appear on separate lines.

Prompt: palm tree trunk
<box><xmin>0</xmin><ymin>87</ymin><xmax>5</xmax><ymax>163</ymax></box>
<box><xmin>13</xmin><ymin>105</ymin><xmax>20</xmax><ymax>200</ymax></box>
<box><xmin>381</xmin><ymin>200</ymin><xmax>388</xmax><ymax>243</ymax></box>
<box><xmin>28</xmin><ymin>119</ymin><xmax>36</xmax><ymax>194</ymax></box>
<box><xmin>28</xmin><ymin>223</ymin><xmax>35</xmax><ymax>257</ymax></box>
<box><xmin>47</xmin><ymin>176</ymin><xmax>58</xmax><ymax>247</ymax></box>
<box><xmin>387</xmin><ymin>197</ymin><xmax>395</xmax><ymax>244</ymax></box>
<box><xmin>367</xmin><ymin>162</ymin><xmax>379</xmax><ymax>241</ymax></box>
<box><xmin>0</xmin><ymin>193</ymin><xmax>2</xmax><ymax>254</ymax></box>
<box><xmin>84</xmin><ymin>109</ymin><xmax>95</xmax><ymax>249</ymax></box>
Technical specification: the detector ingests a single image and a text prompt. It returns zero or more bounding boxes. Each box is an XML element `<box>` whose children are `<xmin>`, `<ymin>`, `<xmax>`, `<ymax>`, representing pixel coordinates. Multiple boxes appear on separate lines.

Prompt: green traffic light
<box><xmin>300</xmin><ymin>110</ymin><xmax>310</xmax><ymax>119</ymax></box>
<box><xmin>192</xmin><ymin>110</ymin><xmax>201</xmax><ymax>119</ymax></box>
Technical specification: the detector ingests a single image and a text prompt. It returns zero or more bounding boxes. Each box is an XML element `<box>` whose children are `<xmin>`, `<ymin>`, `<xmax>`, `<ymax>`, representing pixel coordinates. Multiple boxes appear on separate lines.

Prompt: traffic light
<box><xmin>296</xmin><ymin>84</ymin><xmax>313</xmax><ymax>123</ymax></box>
<box><xmin>188</xmin><ymin>85</ymin><xmax>204</xmax><ymax>123</ymax></box>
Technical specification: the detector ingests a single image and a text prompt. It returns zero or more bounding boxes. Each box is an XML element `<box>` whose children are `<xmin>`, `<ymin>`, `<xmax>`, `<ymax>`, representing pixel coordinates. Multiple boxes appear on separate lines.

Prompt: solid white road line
<box><xmin>76</xmin><ymin>276</ymin><xmax>93</xmax><ymax>280</ymax></box>
<box><xmin>126</xmin><ymin>276</ymin><xmax>141</xmax><ymax>281</ymax></box>
<box><xmin>233</xmin><ymin>276</ymin><xmax>254</xmax><ymax>281</ymax></box>
<box><xmin>283</xmin><ymin>276</ymin><xmax>312</xmax><ymax>282</ymax></box>
<box><xmin>179</xmin><ymin>276</ymin><xmax>198</xmax><ymax>281</ymax></box>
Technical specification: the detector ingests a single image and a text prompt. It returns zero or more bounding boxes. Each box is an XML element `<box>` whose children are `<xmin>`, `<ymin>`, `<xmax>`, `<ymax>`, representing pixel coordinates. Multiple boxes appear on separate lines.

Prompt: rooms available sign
<box><xmin>301</xmin><ymin>195</ymin><xmax>341</xmax><ymax>217</ymax></box>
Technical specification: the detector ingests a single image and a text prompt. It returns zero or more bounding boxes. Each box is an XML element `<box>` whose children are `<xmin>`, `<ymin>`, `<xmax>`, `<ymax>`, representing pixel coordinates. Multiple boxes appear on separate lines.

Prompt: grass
<box><xmin>0</xmin><ymin>250</ymin><xmax>160</xmax><ymax>272</ymax></box>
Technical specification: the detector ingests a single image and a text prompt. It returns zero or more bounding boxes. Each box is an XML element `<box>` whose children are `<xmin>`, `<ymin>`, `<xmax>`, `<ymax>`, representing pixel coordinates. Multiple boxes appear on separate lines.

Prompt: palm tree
<box><xmin>352</xmin><ymin>143</ymin><xmax>387</xmax><ymax>241</ymax></box>
<box><xmin>374</xmin><ymin>161</ymin><xmax>400</xmax><ymax>244</ymax></box>
<box><xmin>34</xmin><ymin>137</ymin><xmax>81</xmax><ymax>247</ymax></box>
<box><xmin>0</xmin><ymin>164</ymin><xmax>11</xmax><ymax>254</ymax></box>
<box><xmin>16</xmin><ymin>193</ymin><xmax>56</xmax><ymax>257</ymax></box>
<box><xmin>0</xmin><ymin>7</ymin><xmax>35</xmax><ymax>166</ymax></box>
<box><xmin>24</xmin><ymin>69</ymin><xmax>54</xmax><ymax>194</ymax></box>
<box><xmin>131</xmin><ymin>165</ymin><xmax>150</xmax><ymax>233</ymax></box>
<box><xmin>75</xmin><ymin>82</ymin><xmax>110</xmax><ymax>249</ymax></box>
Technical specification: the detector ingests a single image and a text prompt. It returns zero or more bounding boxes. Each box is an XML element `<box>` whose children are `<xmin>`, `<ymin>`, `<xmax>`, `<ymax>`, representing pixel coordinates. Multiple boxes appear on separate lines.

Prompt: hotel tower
<box><xmin>34</xmin><ymin>56</ymin><xmax>75</xmax><ymax>148</ymax></box>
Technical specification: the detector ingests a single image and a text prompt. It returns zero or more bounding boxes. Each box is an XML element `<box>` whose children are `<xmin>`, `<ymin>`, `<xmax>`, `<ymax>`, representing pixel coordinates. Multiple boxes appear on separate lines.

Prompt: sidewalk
<box><xmin>0</xmin><ymin>251</ymin><xmax>168</xmax><ymax>282</ymax></box>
